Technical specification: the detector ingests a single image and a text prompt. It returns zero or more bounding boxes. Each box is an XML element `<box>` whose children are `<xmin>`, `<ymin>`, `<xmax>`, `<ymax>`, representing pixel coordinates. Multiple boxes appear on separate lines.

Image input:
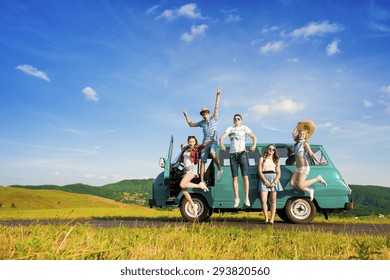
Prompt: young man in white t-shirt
<box><xmin>220</xmin><ymin>114</ymin><xmax>257</xmax><ymax>208</ymax></box>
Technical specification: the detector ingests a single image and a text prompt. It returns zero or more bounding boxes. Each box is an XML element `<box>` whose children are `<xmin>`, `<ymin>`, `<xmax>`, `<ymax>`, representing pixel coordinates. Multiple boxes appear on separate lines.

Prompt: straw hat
<box><xmin>199</xmin><ymin>107</ymin><xmax>210</xmax><ymax>115</ymax></box>
<box><xmin>296</xmin><ymin>119</ymin><xmax>316</xmax><ymax>140</ymax></box>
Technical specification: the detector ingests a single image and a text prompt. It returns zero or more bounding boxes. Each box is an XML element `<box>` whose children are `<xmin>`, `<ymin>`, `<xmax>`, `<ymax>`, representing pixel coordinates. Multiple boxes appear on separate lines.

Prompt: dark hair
<box><xmin>233</xmin><ymin>113</ymin><xmax>242</xmax><ymax>120</ymax></box>
<box><xmin>263</xmin><ymin>144</ymin><xmax>279</xmax><ymax>164</ymax></box>
<box><xmin>187</xmin><ymin>136</ymin><xmax>198</xmax><ymax>146</ymax></box>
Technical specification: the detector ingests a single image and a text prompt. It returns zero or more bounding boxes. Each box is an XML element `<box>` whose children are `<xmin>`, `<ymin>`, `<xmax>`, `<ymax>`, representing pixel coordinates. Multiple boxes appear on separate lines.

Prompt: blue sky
<box><xmin>1</xmin><ymin>0</ymin><xmax>390</xmax><ymax>187</ymax></box>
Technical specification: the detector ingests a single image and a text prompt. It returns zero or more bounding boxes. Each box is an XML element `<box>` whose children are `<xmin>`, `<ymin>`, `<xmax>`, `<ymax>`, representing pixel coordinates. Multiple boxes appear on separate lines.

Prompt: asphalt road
<box><xmin>1</xmin><ymin>218</ymin><xmax>389</xmax><ymax>235</ymax></box>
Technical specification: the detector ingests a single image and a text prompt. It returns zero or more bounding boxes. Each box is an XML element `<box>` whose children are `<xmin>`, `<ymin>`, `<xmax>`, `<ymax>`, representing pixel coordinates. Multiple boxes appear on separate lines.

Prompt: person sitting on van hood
<box><xmin>179</xmin><ymin>135</ymin><xmax>215</xmax><ymax>217</ymax></box>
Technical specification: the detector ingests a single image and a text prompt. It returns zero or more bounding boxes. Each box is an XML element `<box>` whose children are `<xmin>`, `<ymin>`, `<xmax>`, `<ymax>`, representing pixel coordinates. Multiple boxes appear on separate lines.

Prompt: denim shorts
<box><xmin>229</xmin><ymin>151</ymin><xmax>249</xmax><ymax>177</ymax></box>
<box><xmin>200</xmin><ymin>140</ymin><xmax>218</xmax><ymax>162</ymax></box>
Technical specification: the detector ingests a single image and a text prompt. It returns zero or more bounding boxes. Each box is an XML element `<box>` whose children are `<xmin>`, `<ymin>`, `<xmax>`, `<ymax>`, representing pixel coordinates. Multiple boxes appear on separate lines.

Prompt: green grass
<box><xmin>1</xmin><ymin>223</ymin><xmax>389</xmax><ymax>260</ymax></box>
<box><xmin>1</xmin><ymin>186</ymin><xmax>389</xmax><ymax>224</ymax></box>
<box><xmin>1</xmin><ymin>185</ymin><xmax>389</xmax><ymax>260</ymax></box>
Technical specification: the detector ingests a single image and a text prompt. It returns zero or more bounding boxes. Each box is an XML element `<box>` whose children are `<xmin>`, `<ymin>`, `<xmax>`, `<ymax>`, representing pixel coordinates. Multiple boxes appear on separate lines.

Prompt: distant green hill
<box><xmin>5</xmin><ymin>180</ymin><xmax>390</xmax><ymax>216</ymax></box>
<box><xmin>0</xmin><ymin>186</ymin><xmax>132</xmax><ymax>209</ymax></box>
<box><xmin>8</xmin><ymin>179</ymin><xmax>154</xmax><ymax>206</ymax></box>
<box><xmin>349</xmin><ymin>184</ymin><xmax>390</xmax><ymax>216</ymax></box>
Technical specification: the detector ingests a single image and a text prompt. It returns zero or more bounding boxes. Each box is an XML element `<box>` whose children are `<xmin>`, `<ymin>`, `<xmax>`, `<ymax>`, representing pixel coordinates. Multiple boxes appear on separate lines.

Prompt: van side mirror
<box><xmin>159</xmin><ymin>157</ymin><xmax>166</xmax><ymax>168</ymax></box>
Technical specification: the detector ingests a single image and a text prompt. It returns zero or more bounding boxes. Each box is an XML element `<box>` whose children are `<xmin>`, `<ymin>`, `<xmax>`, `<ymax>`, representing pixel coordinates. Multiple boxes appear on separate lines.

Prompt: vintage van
<box><xmin>149</xmin><ymin>136</ymin><xmax>354</xmax><ymax>224</ymax></box>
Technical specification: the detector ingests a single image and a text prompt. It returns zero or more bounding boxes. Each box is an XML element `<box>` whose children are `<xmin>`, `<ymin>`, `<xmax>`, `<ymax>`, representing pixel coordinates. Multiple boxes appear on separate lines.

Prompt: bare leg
<box><xmin>232</xmin><ymin>176</ymin><xmax>240</xmax><ymax>207</ymax></box>
<box><xmin>200</xmin><ymin>162</ymin><xmax>205</xmax><ymax>183</ymax></box>
<box><xmin>232</xmin><ymin>176</ymin><xmax>239</xmax><ymax>199</ymax></box>
<box><xmin>180</xmin><ymin>173</ymin><xmax>197</xmax><ymax>207</ymax></box>
<box><xmin>260</xmin><ymin>191</ymin><xmax>269</xmax><ymax>223</ymax></box>
<box><xmin>291</xmin><ymin>172</ymin><xmax>313</xmax><ymax>193</ymax></box>
<box><xmin>295</xmin><ymin>173</ymin><xmax>323</xmax><ymax>190</ymax></box>
<box><xmin>269</xmin><ymin>191</ymin><xmax>277</xmax><ymax>223</ymax></box>
<box><xmin>210</xmin><ymin>151</ymin><xmax>222</xmax><ymax>171</ymax></box>
<box><xmin>243</xmin><ymin>175</ymin><xmax>250</xmax><ymax>206</ymax></box>
<box><xmin>180</xmin><ymin>173</ymin><xmax>204</xmax><ymax>189</ymax></box>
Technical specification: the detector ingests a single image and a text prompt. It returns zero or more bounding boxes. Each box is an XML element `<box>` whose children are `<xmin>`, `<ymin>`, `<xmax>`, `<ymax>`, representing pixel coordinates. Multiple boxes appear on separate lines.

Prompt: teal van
<box><xmin>149</xmin><ymin>136</ymin><xmax>354</xmax><ymax>224</ymax></box>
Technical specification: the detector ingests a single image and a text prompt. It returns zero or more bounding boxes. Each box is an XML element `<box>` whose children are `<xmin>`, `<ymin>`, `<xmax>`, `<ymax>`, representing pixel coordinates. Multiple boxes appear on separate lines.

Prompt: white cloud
<box><xmin>381</xmin><ymin>85</ymin><xmax>390</xmax><ymax>95</ymax></box>
<box><xmin>326</xmin><ymin>39</ymin><xmax>341</xmax><ymax>56</ymax></box>
<box><xmin>158</xmin><ymin>3</ymin><xmax>203</xmax><ymax>20</ymax></box>
<box><xmin>363</xmin><ymin>100</ymin><xmax>373</xmax><ymax>107</ymax></box>
<box><xmin>289</xmin><ymin>21</ymin><xmax>344</xmax><ymax>38</ymax></box>
<box><xmin>181</xmin><ymin>24</ymin><xmax>208</xmax><ymax>42</ymax></box>
<box><xmin>158</xmin><ymin>9</ymin><xmax>175</xmax><ymax>20</ymax></box>
<box><xmin>322</xmin><ymin>122</ymin><xmax>341</xmax><ymax>134</ymax></box>
<box><xmin>16</xmin><ymin>64</ymin><xmax>50</xmax><ymax>81</ymax></box>
<box><xmin>82</xmin><ymin>87</ymin><xmax>99</xmax><ymax>102</ymax></box>
<box><xmin>146</xmin><ymin>5</ymin><xmax>159</xmax><ymax>15</ymax></box>
<box><xmin>261</xmin><ymin>25</ymin><xmax>279</xmax><ymax>34</ymax></box>
<box><xmin>286</xmin><ymin>57</ymin><xmax>300</xmax><ymax>63</ymax></box>
<box><xmin>248</xmin><ymin>99</ymin><xmax>305</xmax><ymax>120</ymax></box>
<box><xmin>221</xmin><ymin>8</ymin><xmax>241</xmax><ymax>23</ymax></box>
<box><xmin>260</xmin><ymin>41</ymin><xmax>284</xmax><ymax>55</ymax></box>
<box><xmin>177</xmin><ymin>3</ymin><xmax>202</xmax><ymax>18</ymax></box>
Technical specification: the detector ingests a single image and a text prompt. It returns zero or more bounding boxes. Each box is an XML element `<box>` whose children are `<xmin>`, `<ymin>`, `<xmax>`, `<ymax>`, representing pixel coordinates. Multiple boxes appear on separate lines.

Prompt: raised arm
<box><xmin>304</xmin><ymin>142</ymin><xmax>327</xmax><ymax>165</ymax></box>
<box><xmin>183</xmin><ymin>109</ymin><xmax>199</xmax><ymax>127</ymax></box>
<box><xmin>292</xmin><ymin>122</ymin><xmax>302</xmax><ymax>141</ymax></box>
<box><xmin>213</xmin><ymin>88</ymin><xmax>221</xmax><ymax>120</ymax></box>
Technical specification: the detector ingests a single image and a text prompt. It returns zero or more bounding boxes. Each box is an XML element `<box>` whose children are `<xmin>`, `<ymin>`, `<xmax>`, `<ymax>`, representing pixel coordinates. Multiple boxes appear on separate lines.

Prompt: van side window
<box><xmin>309</xmin><ymin>146</ymin><xmax>328</xmax><ymax>166</ymax></box>
<box><xmin>247</xmin><ymin>148</ymin><xmax>260</xmax><ymax>166</ymax></box>
<box><xmin>219</xmin><ymin>148</ymin><xmax>260</xmax><ymax>166</ymax></box>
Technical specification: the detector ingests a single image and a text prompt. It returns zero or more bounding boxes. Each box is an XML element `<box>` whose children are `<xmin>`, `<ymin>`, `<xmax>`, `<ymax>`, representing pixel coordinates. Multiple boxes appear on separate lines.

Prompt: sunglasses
<box><xmin>234</xmin><ymin>117</ymin><xmax>241</xmax><ymax>121</ymax></box>
<box><xmin>268</xmin><ymin>148</ymin><xmax>275</xmax><ymax>151</ymax></box>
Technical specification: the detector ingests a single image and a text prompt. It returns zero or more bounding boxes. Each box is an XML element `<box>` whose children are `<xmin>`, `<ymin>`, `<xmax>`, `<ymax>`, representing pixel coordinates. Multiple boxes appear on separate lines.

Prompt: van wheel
<box><xmin>276</xmin><ymin>209</ymin><xmax>291</xmax><ymax>223</ymax></box>
<box><xmin>180</xmin><ymin>195</ymin><xmax>210</xmax><ymax>222</ymax></box>
<box><xmin>285</xmin><ymin>198</ymin><xmax>316</xmax><ymax>224</ymax></box>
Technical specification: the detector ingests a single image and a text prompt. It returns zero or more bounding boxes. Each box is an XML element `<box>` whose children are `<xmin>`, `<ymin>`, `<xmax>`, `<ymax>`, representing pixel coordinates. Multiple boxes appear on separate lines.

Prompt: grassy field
<box><xmin>1</xmin><ymin>223</ymin><xmax>389</xmax><ymax>260</ymax></box>
<box><xmin>1</xmin><ymin>186</ymin><xmax>389</xmax><ymax>260</ymax></box>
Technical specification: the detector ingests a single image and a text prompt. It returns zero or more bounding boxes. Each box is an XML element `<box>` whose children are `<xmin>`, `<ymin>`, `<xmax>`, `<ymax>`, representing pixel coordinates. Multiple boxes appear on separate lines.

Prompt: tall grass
<box><xmin>1</xmin><ymin>223</ymin><xmax>389</xmax><ymax>260</ymax></box>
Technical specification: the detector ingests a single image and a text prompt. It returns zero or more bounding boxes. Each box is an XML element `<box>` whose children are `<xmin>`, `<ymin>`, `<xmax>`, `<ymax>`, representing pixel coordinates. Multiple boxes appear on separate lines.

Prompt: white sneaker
<box><xmin>317</xmin><ymin>175</ymin><xmax>327</xmax><ymax>186</ymax></box>
<box><xmin>309</xmin><ymin>189</ymin><xmax>314</xmax><ymax>201</ymax></box>
<box><xmin>233</xmin><ymin>198</ymin><xmax>240</xmax><ymax>208</ymax></box>
<box><xmin>216</xmin><ymin>169</ymin><xmax>223</xmax><ymax>180</ymax></box>
<box><xmin>199</xmin><ymin>182</ymin><xmax>209</xmax><ymax>192</ymax></box>
<box><xmin>244</xmin><ymin>198</ymin><xmax>250</xmax><ymax>207</ymax></box>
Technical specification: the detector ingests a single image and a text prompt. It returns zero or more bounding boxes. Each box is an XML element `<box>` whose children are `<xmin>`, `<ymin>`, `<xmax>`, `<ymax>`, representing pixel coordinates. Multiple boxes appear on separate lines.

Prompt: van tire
<box><xmin>276</xmin><ymin>209</ymin><xmax>291</xmax><ymax>223</ymax></box>
<box><xmin>180</xmin><ymin>195</ymin><xmax>210</xmax><ymax>222</ymax></box>
<box><xmin>285</xmin><ymin>198</ymin><xmax>316</xmax><ymax>224</ymax></box>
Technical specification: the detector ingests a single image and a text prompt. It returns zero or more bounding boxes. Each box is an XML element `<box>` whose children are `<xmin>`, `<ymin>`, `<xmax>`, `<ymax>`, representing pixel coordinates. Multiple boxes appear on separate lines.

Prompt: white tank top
<box><xmin>183</xmin><ymin>151</ymin><xmax>192</xmax><ymax>168</ymax></box>
<box><xmin>262</xmin><ymin>158</ymin><xmax>276</xmax><ymax>172</ymax></box>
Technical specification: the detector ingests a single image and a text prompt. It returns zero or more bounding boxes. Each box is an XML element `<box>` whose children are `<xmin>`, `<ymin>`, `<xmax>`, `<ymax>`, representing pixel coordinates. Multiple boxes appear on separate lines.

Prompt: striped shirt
<box><xmin>198</xmin><ymin>116</ymin><xmax>217</xmax><ymax>143</ymax></box>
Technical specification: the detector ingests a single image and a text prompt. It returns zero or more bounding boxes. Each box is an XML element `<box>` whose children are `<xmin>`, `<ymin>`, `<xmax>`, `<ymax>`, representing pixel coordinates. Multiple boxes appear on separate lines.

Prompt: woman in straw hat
<box><xmin>290</xmin><ymin>121</ymin><xmax>327</xmax><ymax>201</ymax></box>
